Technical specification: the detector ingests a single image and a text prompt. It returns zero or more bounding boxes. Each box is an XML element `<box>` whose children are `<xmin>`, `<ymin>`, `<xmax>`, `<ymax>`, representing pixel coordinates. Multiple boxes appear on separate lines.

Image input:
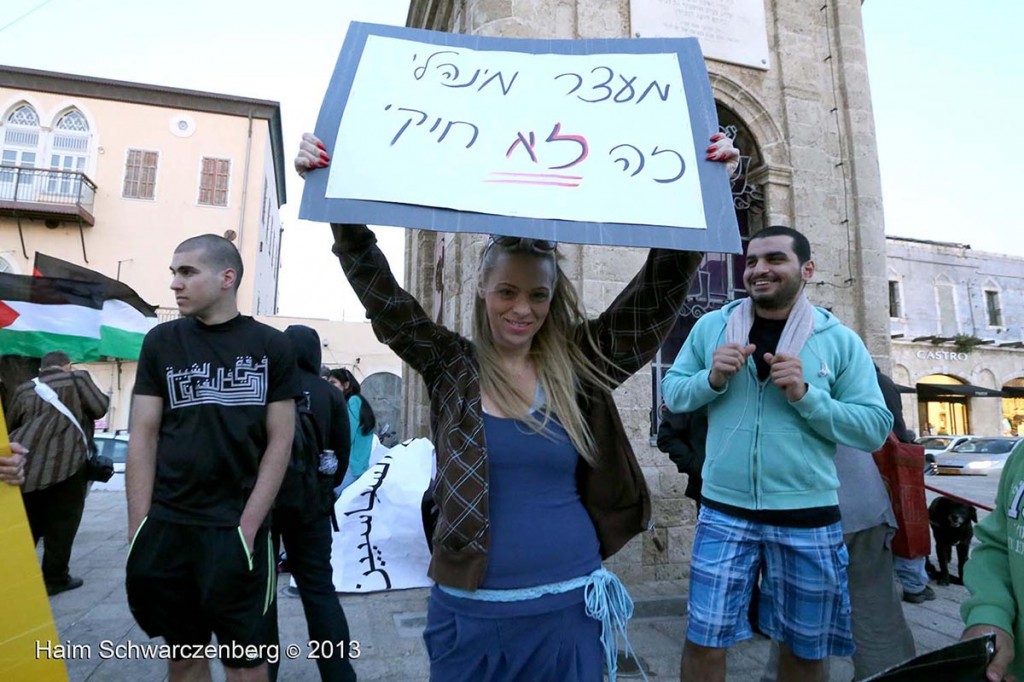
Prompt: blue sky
<box><xmin>0</xmin><ymin>0</ymin><xmax>1017</xmax><ymax>319</ymax></box>
<box><xmin>861</xmin><ymin>1</ymin><xmax>1023</xmax><ymax>257</ymax></box>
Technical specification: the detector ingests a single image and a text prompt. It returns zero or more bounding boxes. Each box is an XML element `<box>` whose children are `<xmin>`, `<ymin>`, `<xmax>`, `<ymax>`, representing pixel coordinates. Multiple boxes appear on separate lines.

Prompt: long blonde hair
<box><xmin>472</xmin><ymin>240</ymin><xmax>618</xmax><ymax>465</ymax></box>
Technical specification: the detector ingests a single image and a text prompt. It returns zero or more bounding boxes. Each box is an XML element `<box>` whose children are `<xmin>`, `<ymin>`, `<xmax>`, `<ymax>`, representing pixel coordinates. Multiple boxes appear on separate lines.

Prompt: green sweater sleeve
<box><xmin>661</xmin><ymin>313</ymin><xmax>726</xmax><ymax>413</ymax></box>
<box><xmin>961</xmin><ymin>452</ymin><xmax>1021</xmax><ymax>638</ymax></box>
<box><xmin>787</xmin><ymin>331</ymin><xmax>893</xmax><ymax>453</ymax></box>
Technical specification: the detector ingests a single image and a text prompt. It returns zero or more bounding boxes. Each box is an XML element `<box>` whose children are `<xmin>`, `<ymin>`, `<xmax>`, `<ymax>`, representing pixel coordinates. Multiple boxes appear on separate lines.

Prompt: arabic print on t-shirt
<box><xmin>166</xmin><ymin>356</ymin><xmax>270</xmax><ymax>409</ymax></box>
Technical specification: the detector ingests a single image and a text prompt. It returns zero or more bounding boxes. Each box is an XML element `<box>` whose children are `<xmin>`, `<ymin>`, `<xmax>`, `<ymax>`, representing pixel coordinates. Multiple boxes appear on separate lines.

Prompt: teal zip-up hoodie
<box><xmin>661</xmin><ymin>299</ymin><xmax>891</xmax><ymax>511</ymax></box>
<box><xmin>961</xmin><ymin>449</ymin><xmax>1024</xmax><ymax>680</ymax></box>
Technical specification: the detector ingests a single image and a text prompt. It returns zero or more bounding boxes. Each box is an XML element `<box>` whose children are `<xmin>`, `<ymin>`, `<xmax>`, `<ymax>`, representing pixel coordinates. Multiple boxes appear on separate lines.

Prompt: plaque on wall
<box><xmin>630</xmin><ymin>0</ymin><xmax>771</xmax><ymax>70</ymax></box>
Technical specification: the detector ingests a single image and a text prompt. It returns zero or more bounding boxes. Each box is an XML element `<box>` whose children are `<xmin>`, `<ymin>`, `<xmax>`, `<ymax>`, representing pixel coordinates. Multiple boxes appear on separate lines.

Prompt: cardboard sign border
<box><xmin>301</xmin><ymin>22</ymin><xmax>741</xmax><ymax>254</ymax></box>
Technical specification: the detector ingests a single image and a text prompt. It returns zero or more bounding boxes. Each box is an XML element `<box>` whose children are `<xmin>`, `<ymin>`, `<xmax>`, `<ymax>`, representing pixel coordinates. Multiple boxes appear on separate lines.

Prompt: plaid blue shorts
<box><xmin>687</xmin><ymin>506</ymin><xmax>854</xmax><ymax>660</ymax></box>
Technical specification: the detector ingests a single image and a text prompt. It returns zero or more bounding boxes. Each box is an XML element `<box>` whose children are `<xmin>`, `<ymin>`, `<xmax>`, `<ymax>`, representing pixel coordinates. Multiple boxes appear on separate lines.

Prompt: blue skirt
<box><xmin>423</xmin><ymin>591</ymin><xmax>603</xmax><ymax>682</ymax></box>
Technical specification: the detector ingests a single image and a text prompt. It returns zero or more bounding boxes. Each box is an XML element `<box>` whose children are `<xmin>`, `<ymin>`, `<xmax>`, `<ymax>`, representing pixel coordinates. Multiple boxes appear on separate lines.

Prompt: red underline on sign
<box><xmin>484</xmin><ymin>179</ymin><xmax>581</xmax><ymax>187</ymax></box>
<box><xmin>485</xmin><ymin>172</ymin><xmax>582</xmax><ymax>188</ymax></box>
<box><xmin>489</xmin><ymin>172</ymin><xmax>584</xmax><ymax>180</ymax></box>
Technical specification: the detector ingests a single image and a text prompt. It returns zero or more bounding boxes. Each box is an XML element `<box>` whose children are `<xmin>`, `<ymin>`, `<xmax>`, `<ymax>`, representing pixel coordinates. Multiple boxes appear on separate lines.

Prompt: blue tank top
<box><xmin>433</xmin><ymin>412</ymin><xmax>602</xmax><ymax>617</ymax></box>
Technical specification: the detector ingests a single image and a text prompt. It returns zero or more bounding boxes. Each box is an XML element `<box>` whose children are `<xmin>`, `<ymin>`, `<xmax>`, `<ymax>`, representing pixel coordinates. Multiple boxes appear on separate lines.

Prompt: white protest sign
<box><xmin>302</xmin><ymin>23</ymin><xmax>741</xmax><ymax>253</ymax></box>
<box><xmin>329</xmin><ymin>438</ymin><xmax>434</xmax><ymax>593</ymax></box>
<box><xmin>328</xmin><ymin>36</ymin><xmax>705</xmax><ymax>230</ymax></box>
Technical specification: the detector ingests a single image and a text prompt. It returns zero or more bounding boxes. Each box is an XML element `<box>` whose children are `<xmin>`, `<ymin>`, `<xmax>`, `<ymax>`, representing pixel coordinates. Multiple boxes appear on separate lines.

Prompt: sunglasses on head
<box><xmin>486</xmin><ymin>235</ymin><xmax>558</xmax><ymax>253</ymax></box>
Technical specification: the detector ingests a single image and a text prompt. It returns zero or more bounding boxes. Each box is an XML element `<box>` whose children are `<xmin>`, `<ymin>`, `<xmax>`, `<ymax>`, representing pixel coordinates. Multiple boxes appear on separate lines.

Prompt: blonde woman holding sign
<box><xmin>297</xmin><ymin>131</ymin><xmax>737</xmax><ymax>682</ymax></box>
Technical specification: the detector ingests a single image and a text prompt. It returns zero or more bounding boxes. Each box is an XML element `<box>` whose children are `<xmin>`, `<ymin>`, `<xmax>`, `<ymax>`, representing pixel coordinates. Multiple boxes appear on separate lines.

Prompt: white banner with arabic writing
<box><xmin>328</xmin><ymin>438</ymin><xmax>434</xmax><ymax>593</ymax></box>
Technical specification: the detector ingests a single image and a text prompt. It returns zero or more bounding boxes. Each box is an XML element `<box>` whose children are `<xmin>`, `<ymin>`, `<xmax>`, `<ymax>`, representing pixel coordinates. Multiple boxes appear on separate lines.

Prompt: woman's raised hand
<box><xmin>707</xmin><ymin>133</ymin><xmax>740</xmax><ymax>177</ymax></box>
<box><xmin>295</xmin><ymin>133</ymin><xmax>330</xmax><ymax>178</ymax></box>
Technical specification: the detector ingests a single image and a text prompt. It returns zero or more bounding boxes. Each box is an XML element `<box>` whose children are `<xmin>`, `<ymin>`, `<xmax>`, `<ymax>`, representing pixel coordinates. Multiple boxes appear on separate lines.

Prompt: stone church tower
<box><xmin>401</xmin><ymin>0</ymin><xmax>890</xmax><ymax>581</ymax></box>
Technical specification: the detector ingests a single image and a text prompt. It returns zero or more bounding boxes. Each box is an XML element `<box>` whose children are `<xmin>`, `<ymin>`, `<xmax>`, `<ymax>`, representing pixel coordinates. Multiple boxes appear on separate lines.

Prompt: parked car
<box><xmin>933</xmin><ymin>436</ymin><xmax>1023</xmax><ymax>475</ymax></box>
<box><xmin>917</xmin><ymin>435</ymin><xmax>977</xmax><ymax>459</ymax></box>
<box><xmin>91</xmin><ymin>430</ymin><xmax>128</xmax><ymax>491</ymax></box>
<box><xmin>916</xmin><ymin>435</ymin><xmax>976</xmax><ymax>475</ymax></box>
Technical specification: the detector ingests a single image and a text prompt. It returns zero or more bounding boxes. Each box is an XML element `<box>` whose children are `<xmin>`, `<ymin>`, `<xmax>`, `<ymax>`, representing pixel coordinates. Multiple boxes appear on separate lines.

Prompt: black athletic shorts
<box><xmin>125</xmin><ymin>517</ymin><xmax>275</xmax><ymax>668</ymax></box>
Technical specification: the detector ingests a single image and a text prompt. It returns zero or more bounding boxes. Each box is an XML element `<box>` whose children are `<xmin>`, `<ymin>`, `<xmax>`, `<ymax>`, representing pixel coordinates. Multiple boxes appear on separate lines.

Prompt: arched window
<box><xmin>7</xmin><ymin>104</ymin><xmax>39</xmax><ymax>127</ymax></box>
<box><xmin>650</xmin><ymin>104</ymin><xmax>762</xmax><ymax>436</ymax></box>
<box><xmin>682</xmin><ymin>103</ymin><xmax>763</xmax><ymax>312</ymax></box>
<box><xmin>55</xmin><ymin>110</ymin><xmax>88</xmax><ymax>133</ymax></box>
<box><xmin>0</xmin><ymin>104</ymin><xmax>41</xmax><ymax>199</ymax></box>
<box><xmin>47</xmin><ymin>108</ymin><xmax>91</xmax><ymax>197</ymax></box>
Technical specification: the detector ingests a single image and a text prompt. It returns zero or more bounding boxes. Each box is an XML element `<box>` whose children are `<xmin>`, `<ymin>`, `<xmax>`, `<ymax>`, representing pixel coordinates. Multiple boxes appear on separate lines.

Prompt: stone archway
<box><xmin>361</xmin><ymin>372</ymin><xmax>403</xmax><ymax>446</ymax></box>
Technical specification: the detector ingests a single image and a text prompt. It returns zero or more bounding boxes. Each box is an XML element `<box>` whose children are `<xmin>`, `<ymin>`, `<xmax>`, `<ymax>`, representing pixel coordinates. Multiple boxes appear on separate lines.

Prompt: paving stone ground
<box><xmin>35</xmin><ymin>491</ymin><xmax>967</xmax><ymax>681</ymax></box>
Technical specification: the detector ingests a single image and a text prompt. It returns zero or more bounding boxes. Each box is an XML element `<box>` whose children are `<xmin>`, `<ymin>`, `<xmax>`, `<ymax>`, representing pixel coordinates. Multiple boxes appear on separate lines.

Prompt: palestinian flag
<box><xmin>33</xmin><ymin>253</ymin><xmax>158</xmax><ymax>360</ymax></box>
<box><xmin>0</xmin><ymin>273</ymin><xmax>104</xmax><ymax>362</ymax></box>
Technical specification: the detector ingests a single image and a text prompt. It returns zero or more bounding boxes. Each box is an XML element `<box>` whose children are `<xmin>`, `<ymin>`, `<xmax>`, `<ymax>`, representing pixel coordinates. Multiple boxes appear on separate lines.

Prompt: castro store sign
<box><xmin>916</xmin><ymin>350</ymin><xmax>969</xmax><ymax>362</ymax></box>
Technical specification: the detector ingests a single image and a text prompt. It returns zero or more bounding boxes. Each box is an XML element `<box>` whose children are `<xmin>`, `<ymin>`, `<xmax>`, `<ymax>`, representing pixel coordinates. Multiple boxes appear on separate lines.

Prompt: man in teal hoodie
<box><xmin>662</xmin><ymin>225</ymin><xmax>892</xmax><ymax>682</ymax></box>
<box><xmin>961</xmin><ymin>448</ymin><xmax>1024</xmax><ymax>682</ymax></box>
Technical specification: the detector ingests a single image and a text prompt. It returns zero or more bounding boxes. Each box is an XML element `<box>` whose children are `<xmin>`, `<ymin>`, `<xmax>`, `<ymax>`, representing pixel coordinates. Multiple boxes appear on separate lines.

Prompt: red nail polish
<box><xmin>320</xmin><ymin>151</ymin><xmax>330</xmax><ymax>159</ymax></box>
<box><xmin>316</xmin><ymin>142</ymin><xmax>326</xmax><ymax>151</ymax></box>
<box><xmin>706</xmin><ymin>154</ymin><xmax>714</xmax><ymax>160</ymax></box>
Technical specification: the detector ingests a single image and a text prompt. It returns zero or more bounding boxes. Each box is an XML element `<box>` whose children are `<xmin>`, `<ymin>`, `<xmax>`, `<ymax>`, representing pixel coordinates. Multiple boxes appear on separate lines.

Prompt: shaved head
<box><xmin>174</xmin><ymin>234</ymin><xmax>243</xmax><ymax>290</ymax></box>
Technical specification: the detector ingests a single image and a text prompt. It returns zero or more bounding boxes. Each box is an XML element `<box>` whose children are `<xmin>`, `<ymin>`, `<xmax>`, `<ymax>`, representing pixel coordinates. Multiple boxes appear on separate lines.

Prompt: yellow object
<box><xmin>0</xmin><ymin>399</ymin><xmax>69</xmax><ymax>681</ymax></box>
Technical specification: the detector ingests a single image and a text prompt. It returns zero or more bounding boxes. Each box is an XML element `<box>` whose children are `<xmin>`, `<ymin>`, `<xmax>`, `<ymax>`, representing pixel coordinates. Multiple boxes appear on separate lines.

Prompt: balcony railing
<box><xmin>0</xmin><ymin>165</ymin><xmax>97</xmax><ymax>225</ymax></box>
<box><xmin>156</xmin><ymin>307</ymin><xmax>181</xmax><ymax>323</ymax></box>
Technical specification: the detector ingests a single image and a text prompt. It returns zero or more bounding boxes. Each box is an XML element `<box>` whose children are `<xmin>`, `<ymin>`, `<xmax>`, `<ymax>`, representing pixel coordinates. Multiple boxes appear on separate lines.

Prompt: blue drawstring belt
<box><xmin>437</xmin><ymin>567</ymin><xmax>647</xmax><ymax>682</ymax></box>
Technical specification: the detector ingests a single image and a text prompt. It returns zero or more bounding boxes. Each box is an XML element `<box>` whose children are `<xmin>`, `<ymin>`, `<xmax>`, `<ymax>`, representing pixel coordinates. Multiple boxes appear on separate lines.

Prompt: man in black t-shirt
<box><xmin>125</xmin><ymin>234</ymin><xmax>299</xmax><ymax>682</ymax></box>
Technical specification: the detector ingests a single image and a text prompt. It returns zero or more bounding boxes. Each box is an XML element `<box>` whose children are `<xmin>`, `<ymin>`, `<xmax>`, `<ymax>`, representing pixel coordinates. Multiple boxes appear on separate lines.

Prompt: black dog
<box><xmin>926</xmin><ymin>496</ymin><xmax>977</xmax><ymax>586</ymax></box>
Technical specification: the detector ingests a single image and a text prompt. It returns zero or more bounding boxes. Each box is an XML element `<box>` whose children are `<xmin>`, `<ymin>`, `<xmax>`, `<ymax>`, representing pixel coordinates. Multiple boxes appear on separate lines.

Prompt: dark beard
<box><xmin>750</xmin><ymin>279</ymin><xmax>803</xmax><ymax>310</ymax></box>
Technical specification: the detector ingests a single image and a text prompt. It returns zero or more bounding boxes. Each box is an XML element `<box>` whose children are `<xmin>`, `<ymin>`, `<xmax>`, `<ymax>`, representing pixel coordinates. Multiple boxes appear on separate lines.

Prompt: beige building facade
<box><xmin>0</xmin><ymin>66</ymin><xmax>288</xmax><ymax>429</ymax></box>
<box><xmin>402</xmin><ymin>0</ymin><xmax>891</xmax><ymax>582</ymax></box>
<box><xmin>887</xmin><ymin>236</ymin><xmax>1024</xmax><ymax>440</ymax></box>
<box><xmin>0</xmin><ymin>67</ymin><xmax>404</xmax><ymax>432</ymax></box>
<box><xmin>0</xmin><ymin>65</ymin><xmax>287</xmax><ymax>313</ymax></box>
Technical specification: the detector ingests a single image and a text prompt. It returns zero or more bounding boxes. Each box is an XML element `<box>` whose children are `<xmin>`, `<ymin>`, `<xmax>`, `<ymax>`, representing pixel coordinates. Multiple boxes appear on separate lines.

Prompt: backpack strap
<box><xmin>33</xmin><ymin>378</ymin><xmax>88</xmax><ymax>449</ymax></box>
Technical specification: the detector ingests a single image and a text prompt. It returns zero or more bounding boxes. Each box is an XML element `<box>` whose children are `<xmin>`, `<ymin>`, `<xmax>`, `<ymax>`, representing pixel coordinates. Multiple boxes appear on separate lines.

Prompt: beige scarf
<box><xmin>725</xmin><ymin>293</ymin><xmax>817</xmax><ymax>356</ymax></box>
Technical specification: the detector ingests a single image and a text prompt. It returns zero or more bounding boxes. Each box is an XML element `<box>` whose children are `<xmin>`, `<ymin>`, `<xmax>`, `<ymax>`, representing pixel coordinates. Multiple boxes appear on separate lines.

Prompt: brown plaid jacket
<box><xmin>333</xmin><ymin>224</ymin><xmax>701</xmax><ymax>590</ymax></box>
<box><xmin>8</xmin><ymin>367</ymin><xmax>110</xmax><ymax>492</ymax></box>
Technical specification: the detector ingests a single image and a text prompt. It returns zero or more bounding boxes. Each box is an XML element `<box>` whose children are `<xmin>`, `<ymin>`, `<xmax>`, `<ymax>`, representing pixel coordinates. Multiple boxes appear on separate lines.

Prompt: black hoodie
<box><xmin>284</xmin><ymin>325</ymin><xmax>351</xmax><ymax>483</ymax></box>
<box><xmin>874</xmin><ymin>365</ymin><xmax>915</xmax><ymax>444</ymax></box>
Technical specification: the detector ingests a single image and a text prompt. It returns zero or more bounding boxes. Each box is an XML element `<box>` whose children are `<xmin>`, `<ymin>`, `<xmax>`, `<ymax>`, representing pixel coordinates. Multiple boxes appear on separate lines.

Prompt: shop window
<box><xmin>918</xmin><ymin>374</ymin><xmax>970</xmax><ymax>436</ymax></box>
<box><xmin>1003</xmin><ymin>379</ymin><xmax>1024</xmax><ymax>436</ymax></box>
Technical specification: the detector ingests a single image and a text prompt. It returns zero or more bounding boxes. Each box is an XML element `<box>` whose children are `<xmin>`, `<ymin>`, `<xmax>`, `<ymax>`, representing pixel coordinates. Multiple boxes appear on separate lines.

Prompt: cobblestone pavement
<box><xmin>35</xmin><ymin>491</ymin><xmax>968</xmax><ymax>681</ymax></box>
